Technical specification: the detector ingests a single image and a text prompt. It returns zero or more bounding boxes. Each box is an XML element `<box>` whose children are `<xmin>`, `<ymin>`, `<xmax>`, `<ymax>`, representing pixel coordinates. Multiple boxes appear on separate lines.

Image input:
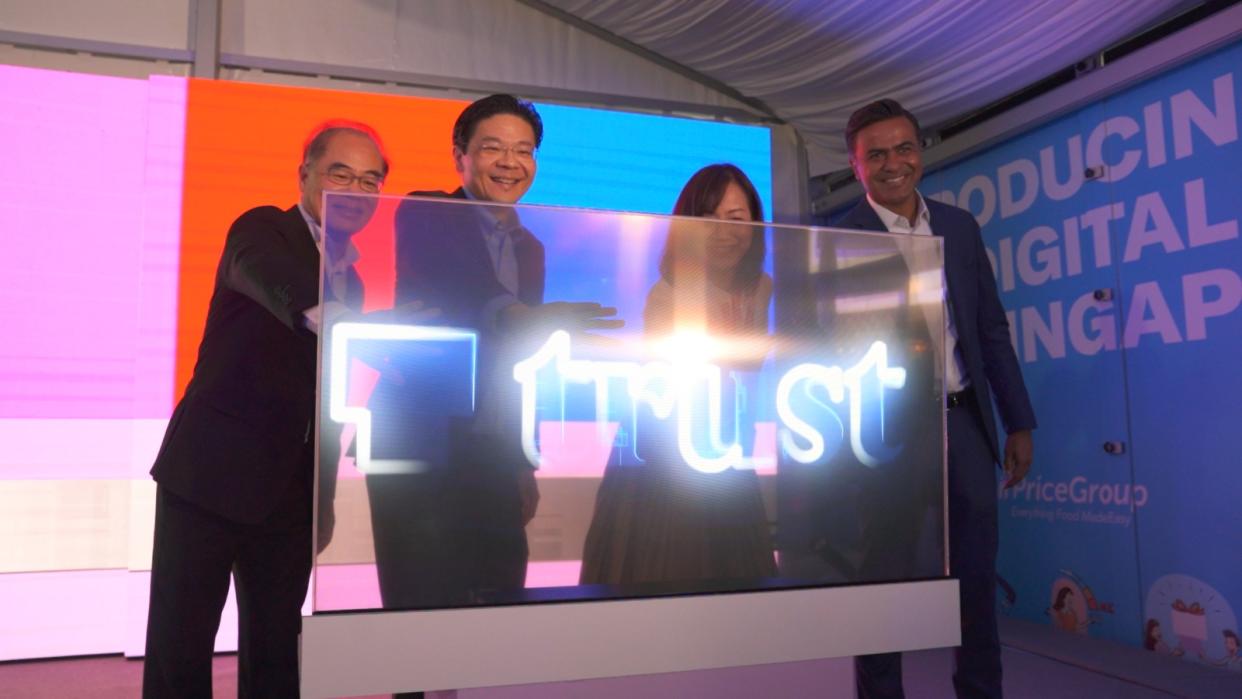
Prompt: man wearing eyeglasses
<box><xmin>143</xmin><ymin>121</ymin><xmax>388</xmax><ymax>698</ymax></box>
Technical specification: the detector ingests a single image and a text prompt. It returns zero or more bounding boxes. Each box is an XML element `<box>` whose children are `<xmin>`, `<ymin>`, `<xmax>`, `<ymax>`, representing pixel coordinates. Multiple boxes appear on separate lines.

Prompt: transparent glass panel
<box><xmin>313</xmin><ymin>193</ymin><xmax>947</xmax><ymax>613</ymax></box>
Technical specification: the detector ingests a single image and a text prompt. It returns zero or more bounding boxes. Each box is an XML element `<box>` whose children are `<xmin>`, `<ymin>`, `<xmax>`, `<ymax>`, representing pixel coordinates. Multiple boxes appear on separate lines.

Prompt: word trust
<box><xmin>514</xmin><ymin>331</ymin><xmax>908</xmax><ymax>473</ymax></box>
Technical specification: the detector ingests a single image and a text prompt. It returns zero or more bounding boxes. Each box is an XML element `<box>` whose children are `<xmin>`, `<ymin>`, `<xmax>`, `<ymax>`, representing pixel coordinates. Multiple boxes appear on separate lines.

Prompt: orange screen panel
<box><xmin>176</xmin><ymin>79</ymin><xmax>466</xmax><ymax>402</ymax></box>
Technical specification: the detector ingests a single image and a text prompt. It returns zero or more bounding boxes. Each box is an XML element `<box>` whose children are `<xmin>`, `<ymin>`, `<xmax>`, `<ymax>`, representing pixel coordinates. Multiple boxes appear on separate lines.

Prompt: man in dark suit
<box><xmin>370</xmin><ymin>93</ymin><xmax>618</xmax><ymax>593</ymax></box>
<box><xmin>143</xmin><ymin>121</ymin><xmax>388</xmax><ymax>698</ymax></box>
<box><xmin>834</xmin><ymin>99</ymin><xmax>1037</xmax><ymax>699</ymax></box>
<box><xmin>365</xmin><ymin>93</ymin><xmax>618</xmax><ymax>699</ymax></box>
<box><xmin>367</xmin><ymin>96</ymin><xmax>545</xmax><ymax>621</ymax></box>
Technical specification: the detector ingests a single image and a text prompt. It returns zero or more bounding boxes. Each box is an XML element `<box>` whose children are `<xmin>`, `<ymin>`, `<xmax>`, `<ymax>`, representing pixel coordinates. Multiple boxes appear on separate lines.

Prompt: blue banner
<box><xmin>923</xmin><ymin>40</ymin><xmax>1241</xmax><ymax>669</ymax></box>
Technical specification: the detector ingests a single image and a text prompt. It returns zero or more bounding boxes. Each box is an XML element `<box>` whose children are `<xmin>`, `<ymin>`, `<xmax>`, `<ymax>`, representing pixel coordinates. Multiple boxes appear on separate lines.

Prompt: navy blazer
<box><xmin>834</xmin><ymin>197</ymin><xmax>1036</xmax><ymax>464</ymax></box>
<box><xmin>394</xmin><ymin>187</ymin><xmax>545</xmax><ymax>327</ymax></box>
<box><xmin>386</xmin><ymin>188</ymin><xmax>546</xmax><ymax>455</ymax></box>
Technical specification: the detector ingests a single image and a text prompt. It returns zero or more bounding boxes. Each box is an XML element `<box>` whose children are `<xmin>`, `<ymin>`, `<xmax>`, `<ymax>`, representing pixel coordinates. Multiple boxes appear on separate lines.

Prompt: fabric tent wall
<box><xmin>216</xmin><ymin>0</ymin><xmax>753</xmax><ymax>112</ymax></box>
<box><xmin>0</xmin><ymin>0</ymin><xmax>190</xmax><ymax>48</ymax></box>
<box><xmin>2</xmin><ymin>0</ymin><xmax>1215</xmax><ymax>179</ymax></box>
<box><xmin>534</xmin><ymin>0</ymin><xmax>1200</xmax><ymax>175</ymax></box>
<box><xmin>0</xmin><ymin>0</ymin><xmax>761</xmax><ymax>116</ymax></box>
<box><xmin>0</xmin><ymin>1</ymin><xmax>806</xmax><ymax>216</ymax></box>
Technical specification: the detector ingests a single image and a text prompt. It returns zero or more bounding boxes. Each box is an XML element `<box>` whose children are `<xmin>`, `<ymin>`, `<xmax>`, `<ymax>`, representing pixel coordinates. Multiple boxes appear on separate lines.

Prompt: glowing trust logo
<box><xmin>329</xmin><ymin>322</ymin><xmax>477</xmax><ymax>474</ymax></box>
<box><xmin>329</xmin><ymin>325</ymin><xmax>909</xmax><ymax>475</ymax></box>
<box><xmin>514</xmin><ymin>331</ymin><xmax>908</xmax><ymax>473</ymax></box>
<box><xmin>514</xmin><ymin>330</ymin><xmax>751</xmax><ymax>474</ymax></box>
<box><xmin>777</xmin><ymin>342</ymin><xmax>907</xmax><ymax>467</ymax></box>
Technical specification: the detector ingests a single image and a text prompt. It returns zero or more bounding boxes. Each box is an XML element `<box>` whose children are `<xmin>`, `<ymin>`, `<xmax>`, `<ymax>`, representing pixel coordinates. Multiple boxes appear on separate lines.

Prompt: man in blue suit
<box><xmin>835</xmin><ymin>99</ymin><xmax>1037</xmax><ymax>699</ymax></box>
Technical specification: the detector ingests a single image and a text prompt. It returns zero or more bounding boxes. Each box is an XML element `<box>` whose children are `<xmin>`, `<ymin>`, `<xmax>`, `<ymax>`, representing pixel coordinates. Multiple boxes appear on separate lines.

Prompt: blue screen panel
<box><xmin>526</xmin><ymin>103</ymin><xmax>773</xmax><ymax>220</ymax></box>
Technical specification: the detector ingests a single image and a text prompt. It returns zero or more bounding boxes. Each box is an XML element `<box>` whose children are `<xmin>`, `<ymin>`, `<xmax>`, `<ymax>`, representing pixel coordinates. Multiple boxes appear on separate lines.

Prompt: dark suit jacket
<box><xmin>151</xmin><ymin>204</ymin><xmax>350</xmax><ymax>524</ymax></box>
<box><xmin>834</xmin><ymin>197</ymin><xmax>1036</xmax><ymax>464</ymax></box>
<box><xmin>379</xmin><ymin>188</ymin><xmax>545</xmax><ymax>464</ymax></box>
<box><xmin>395</xmin><ymin>187</ymin><xmax>544</xmax><ymax>326</ymax></box>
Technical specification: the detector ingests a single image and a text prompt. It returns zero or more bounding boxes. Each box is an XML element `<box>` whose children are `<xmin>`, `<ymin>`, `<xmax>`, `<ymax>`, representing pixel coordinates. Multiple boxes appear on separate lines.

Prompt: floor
<box><xmin>1</xmin><ymin>619</ymin><xmax>1239</xmax><ymax>698</ymax></box>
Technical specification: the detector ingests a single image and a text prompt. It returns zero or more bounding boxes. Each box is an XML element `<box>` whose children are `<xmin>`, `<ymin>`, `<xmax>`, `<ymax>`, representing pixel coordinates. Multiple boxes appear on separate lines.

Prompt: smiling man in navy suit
<box><xmin>835</xmin><ymin>99</ymin><xmax>1037</xmax><ymax>699</ymax></box>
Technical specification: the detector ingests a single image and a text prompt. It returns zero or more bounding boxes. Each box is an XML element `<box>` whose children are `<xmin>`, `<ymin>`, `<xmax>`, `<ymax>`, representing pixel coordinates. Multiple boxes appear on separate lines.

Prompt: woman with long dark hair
<box><xmin>580</xmin><ymin>164</ymin><xmax>776</xmax><ymax>588</ymax></box>
<box><xmin>645</xmin><ymin>163</ymin><xmax>769</xmax><ymax>335</ymax></box>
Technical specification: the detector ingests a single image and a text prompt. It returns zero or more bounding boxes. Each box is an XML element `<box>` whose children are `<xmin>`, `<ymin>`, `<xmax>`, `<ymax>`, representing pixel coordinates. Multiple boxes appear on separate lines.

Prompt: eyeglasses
<box><xmin>475</xmin><ymin>142</ymin><xmax>536</xmax><ymax>161</ymax></box>
<box><xmin>322</xmin><ymin>166</ymin><xmax>383</xmax><ymax>193</ymax></box>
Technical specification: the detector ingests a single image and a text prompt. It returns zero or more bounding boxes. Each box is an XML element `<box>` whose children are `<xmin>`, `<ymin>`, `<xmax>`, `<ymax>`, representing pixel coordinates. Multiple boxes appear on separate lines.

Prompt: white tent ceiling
<box><xmin>535</xmin><ymin>0</ymin><xmax>1201</xmax><ymax>175</ymax></box>
<box><xmin>0</xmin><ymin>0</ymin><xmax>1212</xmax><ymax>178</ymax></box>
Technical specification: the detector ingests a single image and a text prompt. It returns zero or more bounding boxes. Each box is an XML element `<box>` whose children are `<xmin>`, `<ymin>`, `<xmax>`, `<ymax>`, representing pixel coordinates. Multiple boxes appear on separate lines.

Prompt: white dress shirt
<box><xmin>299</xmin><ymin>202</ymin><xmax>359</xmax><ymax>335</ymax></box>
<box><xmin>866</xmin><ymin>193</ymin><xmax>970</xmax><ymax>392</ymax></box>
<box><xmin>461</xmin><ymin>187</ymin><xmax>525</xmax><ymax>329</ymax></box>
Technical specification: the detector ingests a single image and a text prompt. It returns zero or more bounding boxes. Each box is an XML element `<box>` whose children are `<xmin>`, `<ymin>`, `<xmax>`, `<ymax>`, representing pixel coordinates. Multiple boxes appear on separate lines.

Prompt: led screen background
<box><xmin>175</xmin><ymin>80</ymin><xmax>773</xmax><ymax>400</ymax></box>
<box><xmin>0</xmin><ymin>64</ymin><xmax>772</xmax><ymax>660</ymax></box>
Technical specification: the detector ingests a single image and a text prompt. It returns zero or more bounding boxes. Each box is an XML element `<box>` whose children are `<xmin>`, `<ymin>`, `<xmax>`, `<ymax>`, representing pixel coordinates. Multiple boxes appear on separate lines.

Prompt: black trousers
<box><xmin>856</xmin><ymin>397</ymin><xmax>1002</xmax><ymax>699</ymax></box>
<box><xmin>367</xmin><ymin>435</ymin><xmax>528</xmax><ymax>699</ymax></box>
<box><xmin>142</xmin><ymin>474</ymin><xmax>313</xmax><ymax>699</ymax></box>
